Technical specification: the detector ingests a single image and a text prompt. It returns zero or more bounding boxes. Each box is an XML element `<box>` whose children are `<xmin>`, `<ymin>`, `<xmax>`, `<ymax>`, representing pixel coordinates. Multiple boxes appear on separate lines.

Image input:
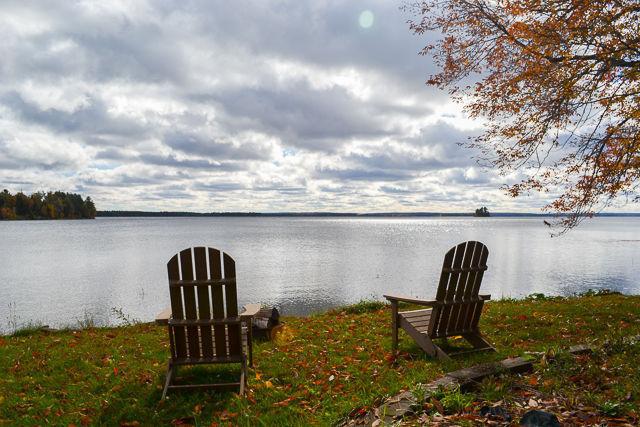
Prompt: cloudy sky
<box><xmin>0</xmin><ymin>0</ymin><xmax>556</xmax><ymax>212</ymax></box>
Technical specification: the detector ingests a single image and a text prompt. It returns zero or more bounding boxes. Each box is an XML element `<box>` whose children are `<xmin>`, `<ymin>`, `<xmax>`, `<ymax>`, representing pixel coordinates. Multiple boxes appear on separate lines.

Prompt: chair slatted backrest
<box><xmin>428</xmin><ymin>241</ymin><xmax>489</xmax><ymax>338</ymax></box>
<box><xmin>167</xmin><ymin>247</ymin><xmax>242</xmax><ymax>360</ymax></box>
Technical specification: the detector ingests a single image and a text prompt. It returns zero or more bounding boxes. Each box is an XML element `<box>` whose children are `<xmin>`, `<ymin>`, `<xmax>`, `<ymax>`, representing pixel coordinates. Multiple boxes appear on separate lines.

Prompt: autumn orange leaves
<box><xmin>409</xmin><ymin>1</ymin><xmax>640</xmax><ymax>229</ymax></box>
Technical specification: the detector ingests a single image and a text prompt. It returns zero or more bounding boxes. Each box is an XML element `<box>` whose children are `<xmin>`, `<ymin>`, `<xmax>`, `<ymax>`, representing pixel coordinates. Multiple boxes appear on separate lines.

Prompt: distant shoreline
<box><xmin>97</xmin><ymin>211</ymin><xmax>640</xmax><ymax>218</ymax></box>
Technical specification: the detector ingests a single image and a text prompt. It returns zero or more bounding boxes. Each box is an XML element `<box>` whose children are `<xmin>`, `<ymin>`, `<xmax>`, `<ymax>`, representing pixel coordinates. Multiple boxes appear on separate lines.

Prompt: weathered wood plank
<box><xmin>399</xmin><ymin>316</ymin><xmax>448</xmax><ymax>359</ymax></box>
<box><xmin>391</xmin><ymin>300</ymin><xmax>398</xmax><ymax>352</ymax></box>
<box><xmin>429</xmin><ymin>247</ymin><xmax>455</xmax><ymax>336</ymax></box>
<box><xmin>458</xmin><ymin>242</ymin><xmax>484</xmax><ymax>331</ymax></box>
<box><xmin>469</xmin><ymin>245</ymin><xmax>489</xmax><ymax>330</ymax></box>
<box><xmin>208</xmin><ymin>248</ymin><xmax>226</xmax><ymax>357</ymax></box>
<box><xmin>169</xmin><ymin>278</ymin><xmax>236</xmax><ymax>287</ymax></box>
<box><xmin>223</xmin><ymin>252</ymin><xmax>242</xmax><ymax>357</ymax></box>
<box><xmin>400</xmin><ymin>313</ymin><xmax>431</xmax><ymax>323</ymax></box>
<box><xmin>437</xmin><ymin>242</ymin><xmax>466</xmax><ymax>336</ymax></box>
<box><xmin>194</xmin><ymin>247</ymin><xmax>213</xmax><ymax>358</ymax></box>
<box><xmin>414</xmin><ymin>324</ymin><xmax>431</xmax><ymax>333</ymax></box>
<box><xmin>447</xmin><ymin>241</ymin><xmax>476</xmax><ymax>333</ymax></box>
<box><xmin>167</xmin><ymin>255</ymin><xmax>187</xmax><ymax>358</ymax></box>
<box><xmin>179</xmin><ymin>248</ymin><xmax>200</xmax><ymax>359</ymax></box>
<box><xmin>446</xmin><ymin>356</ymin><xmax>533</xmax><ymax>385</ymax></box>
<box><xmin>400</xmin><ymin>309</ymin><xmax>433</xmax><ymax>318</ymax></box>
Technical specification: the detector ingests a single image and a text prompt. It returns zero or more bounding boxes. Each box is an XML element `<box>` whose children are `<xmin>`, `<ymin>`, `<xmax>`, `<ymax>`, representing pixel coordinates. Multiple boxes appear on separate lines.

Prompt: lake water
<box><xmin>1</xmin><ymin>217</ymin><xmax>639</xmax><ymax>332</ymax></box>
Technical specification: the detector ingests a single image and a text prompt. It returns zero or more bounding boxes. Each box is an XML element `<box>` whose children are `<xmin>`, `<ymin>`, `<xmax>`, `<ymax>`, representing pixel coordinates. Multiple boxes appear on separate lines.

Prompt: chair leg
<box><xmin>390</xmin><ymin>300</ymin><xmax>398</xmax><ymax>353</ymax></box>
<box><xmin>463</xmin><ymin>332</ymin><xmax>495</xmax><ymax>351</ymax></box>
<box><xmin>399</xmin><ymin>317</ymin><xmax>451</xmax><ymax>360</ymax></box>
<box><xmin>247</xmin><ymin>323</ymin><xmax>254</xmax><ymax>368</ymax></box>
<box><xmin>431</xmin><ymin>341</ymin><xmax>451</xmax><ymax>361</ymax></box>
<box><xmin>161</xmin><ymin>363</ymin><xmax>176</xmax><ymax>400</ymax></box>
<box><xmin>239</xmin><ymin>358</ymin><xmax>247</xmax><ymax>396</ymax></box>
<box><xmin>422</xmin><ymin>336</ymin><xmax>450</xmax><ymax>361</ymax></box>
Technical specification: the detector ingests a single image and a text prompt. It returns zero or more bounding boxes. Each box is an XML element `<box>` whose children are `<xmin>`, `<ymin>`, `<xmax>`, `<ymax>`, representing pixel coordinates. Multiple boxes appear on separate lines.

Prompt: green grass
<box><xmin>410</xmin><ymin>331</ymin><xmax>640</xmax><ymax>425</ymax></box>
<box><xmin>1</xmin><ymin>294</ymin><xmax>640</xmax><ymax>426</ymax></box>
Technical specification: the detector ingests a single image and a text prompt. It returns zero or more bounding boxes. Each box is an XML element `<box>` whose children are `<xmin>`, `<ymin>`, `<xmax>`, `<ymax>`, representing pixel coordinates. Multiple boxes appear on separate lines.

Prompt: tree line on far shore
<box><xmin>0</xmin><ymin>190</ymin><xmax>96</xmax><ymax>220</ymax></box>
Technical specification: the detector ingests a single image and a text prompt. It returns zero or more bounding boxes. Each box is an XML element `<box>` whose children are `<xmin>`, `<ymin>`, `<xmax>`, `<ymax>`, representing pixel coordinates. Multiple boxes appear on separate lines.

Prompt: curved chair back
<box><xmin>429</xmin><ymin>241</ymin><xmax>489</xmax><ymax>337</ymax></box>
<box><xmin>167</xmin><ymin>247</ymin><xmax>241</xmax><ymax>361</ymax></box>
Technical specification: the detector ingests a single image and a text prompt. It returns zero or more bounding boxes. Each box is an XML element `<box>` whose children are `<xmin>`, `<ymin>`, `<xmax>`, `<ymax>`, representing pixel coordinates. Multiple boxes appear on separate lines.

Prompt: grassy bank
<box><xmin>1</xmin><ymin>294</ymin><xmax>639</xmax><ymax>426</ymax></box>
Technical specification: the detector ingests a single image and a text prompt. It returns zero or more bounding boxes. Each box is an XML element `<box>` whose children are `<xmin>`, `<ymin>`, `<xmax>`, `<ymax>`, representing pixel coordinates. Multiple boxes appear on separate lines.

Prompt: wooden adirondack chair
<box><xmin>156</xmin><ymin>247</ymin><xmax>260</xmax><ymax>398</ymax></box>
<box><xmin>384</xmin><ymin>241</ymin><xmax>495</xmax><ymax>360</ymax></box>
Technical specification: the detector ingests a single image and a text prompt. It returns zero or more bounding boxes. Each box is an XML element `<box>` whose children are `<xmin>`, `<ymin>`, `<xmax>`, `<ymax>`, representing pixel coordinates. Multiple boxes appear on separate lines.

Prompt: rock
<box><xmin>480</xmin><ymin>405</ymin><xmax>512</xmax><ymax>422</ymax></box>
<box><xmin>499</xmin><ymin>356</ymin><xmax>535</xmax><ymax>374</ymax></box>
<box><xmin>446</xmin><ymin>362</ymin><xmax>497</xmax><ymax>382</ymax></box>
<box><xmin>520</xmin><ymin>410</ymin><xmax>561</xmax><ymax>427</ymax></box>
<box><xmin>425</xmin><ymin>375</ymin><xmax>458</xmax><ymax>391</ymax></box>
<box><xmin>568</xmin><ymin>344</ymin><xmax>592</xmax><ymax>355</ymax></box>
<box><xmin>376</xmin><ymin>397</ymin><xmax>415</xmax><ymax>420</ymax></box>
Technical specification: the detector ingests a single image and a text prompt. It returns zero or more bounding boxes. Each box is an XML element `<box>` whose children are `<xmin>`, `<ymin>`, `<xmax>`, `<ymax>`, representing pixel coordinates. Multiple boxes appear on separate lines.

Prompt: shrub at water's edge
<box><xmin>0</xmin><ymin>189</ymin><xmax>96</xmax><ymax>220</ymax></box>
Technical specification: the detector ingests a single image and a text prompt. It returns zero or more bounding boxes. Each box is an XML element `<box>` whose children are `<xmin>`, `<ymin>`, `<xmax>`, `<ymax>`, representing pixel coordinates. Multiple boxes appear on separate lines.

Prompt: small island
<box><xmin>0</xmin><ymin>189</ymin><xmax>96</xmax><ymax>220</ymax></box>
<box><xmin>474</xmin><ymin>206</ymin><xmax>490</xmax><ymax>217</ymax></box>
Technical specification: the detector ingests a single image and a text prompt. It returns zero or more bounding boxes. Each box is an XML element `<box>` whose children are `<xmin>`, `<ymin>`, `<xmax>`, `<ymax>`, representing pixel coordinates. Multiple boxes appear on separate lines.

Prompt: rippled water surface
<box><xmin>1</xmin><ymin>217</ymin><xmax>638</xmax><ymax>331</ymax></box>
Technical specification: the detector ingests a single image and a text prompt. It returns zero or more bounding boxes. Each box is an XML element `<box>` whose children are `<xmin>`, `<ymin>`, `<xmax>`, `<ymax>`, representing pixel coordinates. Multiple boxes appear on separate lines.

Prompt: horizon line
<box><xmin>96</xmin><ymin>210</ymin><xmax>640</xmax><ymax>217</ymax></box>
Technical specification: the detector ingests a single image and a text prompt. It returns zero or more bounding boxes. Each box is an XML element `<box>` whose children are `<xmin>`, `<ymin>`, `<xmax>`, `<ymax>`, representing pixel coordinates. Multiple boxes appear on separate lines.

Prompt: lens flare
<box><xmin>359</xmin><ymin>10</ymin><xmax>374</xmax><ymax>29</ymax></box>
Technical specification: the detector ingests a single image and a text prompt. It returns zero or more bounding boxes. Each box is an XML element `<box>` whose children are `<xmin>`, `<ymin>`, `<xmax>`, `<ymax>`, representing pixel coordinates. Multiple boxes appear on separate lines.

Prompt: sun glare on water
<box><xmin>358</xmin><ymin>10</ymin><xmax>374</xmax><ymax>29</ymax></box>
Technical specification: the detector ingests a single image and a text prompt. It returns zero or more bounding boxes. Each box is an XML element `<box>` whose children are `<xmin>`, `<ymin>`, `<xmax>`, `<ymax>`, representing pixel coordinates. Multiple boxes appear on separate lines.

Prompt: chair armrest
<box><xmin>240</xmin><ymin>304</ymin><xmax>261</xmax><ymax>368</ymax></box>
<box><xmin>155</xmin><ymin>307</ymin><xmax>172</xmax><ymax>325</ymax></box>
<box><xmin>479</xmin><ymin>294</ymin><xmax>491</xmax><ymax>301</ymax></box>
<box><xmin>240</xmin><ymin>303</ymin><xmax>262</xmax><ymax>318</ymax></box>
<box><xmin>383</xmin><ymin>294</ymin><xmax>440</xmax><ymax>306</ymax></box>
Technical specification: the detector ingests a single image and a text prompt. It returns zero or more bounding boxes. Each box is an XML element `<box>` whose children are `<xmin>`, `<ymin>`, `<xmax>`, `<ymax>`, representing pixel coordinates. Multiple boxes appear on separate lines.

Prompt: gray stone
<box><xmin>376</xmin><ymin>390</ymin><xmax>419</xmax><ymax>420</ymax></box>
<box><xmin>520</xmin><ymin>410</ymin><xmax>561</xmax><ymax>427</ymax></box>
<box><xmin>446</xmin><ymin>362</ymin><xmax>497</xmax><ymax>382</ymax></box>
<box><xmin>499</xmin><ymin>356</ymin><xmax>534</xmax><ymax>374</ymax></box>
<box><xmin>568</xmin><ymin>345</ymin><xmax>592</xmax><ymax>355</ymax></box>
<box><xmin>480</xmin><ymin>405</ymin><xmax>512</xmax><ymax>422</ymax></box>
<box><xmin>424</xmin><ymin>375</ymin><xmax>459</xmax><ymax>391</ymax></box>
<box><xmin>444</xmin><ymin>356</ymin><xmax>533</xmax><ymax>389</ymax></box>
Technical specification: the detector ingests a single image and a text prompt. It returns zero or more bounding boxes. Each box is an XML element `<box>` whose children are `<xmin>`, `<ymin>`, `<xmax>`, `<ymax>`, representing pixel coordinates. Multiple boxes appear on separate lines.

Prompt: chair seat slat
<box><xmin>172</xmin><ymin>356</ymin><xmax>244</xmax><ymax>365</ymax></box>
<box><xmin>400</xmin><ymin>308</ymin><xmax>433</xmax><ymax>318</ymax></box>
<box><xmin>439</xmin><ymin>297</ymin><xmax>488</xmax><ymax>305</ymax></box>
<box><xmin>169</xmin><ymin>278</ymin><xmax>236</xmax><ymax>287</ymax></box>
<box><xmin>442</xmin><ymin>265</ymin><xmax>487</xmax><ymax>274</ymax></box>
<box><xmin>169</xmin><ymin>318</ymin><xmax>242</xmax><ymax>326</ymax></box>
<box><xmin>400</xmin><ymin>315</ymin><xmax>431</xmax><ymax>324</ymax></box>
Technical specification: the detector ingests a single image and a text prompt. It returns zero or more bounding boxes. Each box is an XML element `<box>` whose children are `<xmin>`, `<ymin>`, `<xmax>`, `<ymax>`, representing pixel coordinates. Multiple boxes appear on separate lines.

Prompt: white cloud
<box><xmin>0</xmin><ymin>0</ymin><xmax>566</xmax><ymax>212</ymax></box>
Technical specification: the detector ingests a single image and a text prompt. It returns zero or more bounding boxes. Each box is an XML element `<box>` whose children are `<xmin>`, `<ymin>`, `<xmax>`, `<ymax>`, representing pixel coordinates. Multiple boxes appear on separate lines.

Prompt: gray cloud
<box><xmin>137</xmin><ymin>153</ymin><xmax>240</xmax><ymax>171</ymax></box>
<box><xmin>191</xmin><ymin>182</ymin><xmax>246</xmax><ymax>192</ymax></box>
<box><xmin>95</xmin><ymin>148</ymin><xmax>130</xmax><ymax>161</ymax></box>
<box><xmin>379</xmin><ymin>185</ymin><xmax>416</xmax><ymax>194</ymax></box>
<box><xmin>183</xmin><ymin>1</ymin><xmax>442</xmax><ymax>93</ymax></box>
<box><xmin>0</xmin><ymin>0</ymin><xmax>542</xmax><ymax>212</ymax></box>
<box><xmin>1</xmin><ymin>91</ymin><xmax>146</xmax><ymax>138</ymax></box>
<box><xmin>347</xmin><ymin>149</ymin><xmax>445</xmax><ymax>171</ymax></box>
<box><xmin>164</xmin><ymin>132</ymin><xmax>271</xmax><ymax>160</ymax></box>
<box><xmin>316</xmin><ymin>166</ymin><xmax>413</xmax><ymax>182</ymax></box>
<box><xmin>212</xmin><ymin>83</ymin><xmax>392</xmax><ymax>150</ymax></box>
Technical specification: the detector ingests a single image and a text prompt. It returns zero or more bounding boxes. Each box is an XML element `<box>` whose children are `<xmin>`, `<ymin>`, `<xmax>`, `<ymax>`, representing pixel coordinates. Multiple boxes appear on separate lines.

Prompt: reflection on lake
<box><xmin>1</xmin><ymin>217</ymin><xmax>638</xmax><ymax>331</ymax></box>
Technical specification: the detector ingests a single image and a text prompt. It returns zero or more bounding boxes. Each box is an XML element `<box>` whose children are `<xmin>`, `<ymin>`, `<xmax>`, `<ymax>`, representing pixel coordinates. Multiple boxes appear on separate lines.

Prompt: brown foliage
<box><xmin>409</xmin><ymin>0</ymin><xmax>640</xmax><ymax>229</ymax></box>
